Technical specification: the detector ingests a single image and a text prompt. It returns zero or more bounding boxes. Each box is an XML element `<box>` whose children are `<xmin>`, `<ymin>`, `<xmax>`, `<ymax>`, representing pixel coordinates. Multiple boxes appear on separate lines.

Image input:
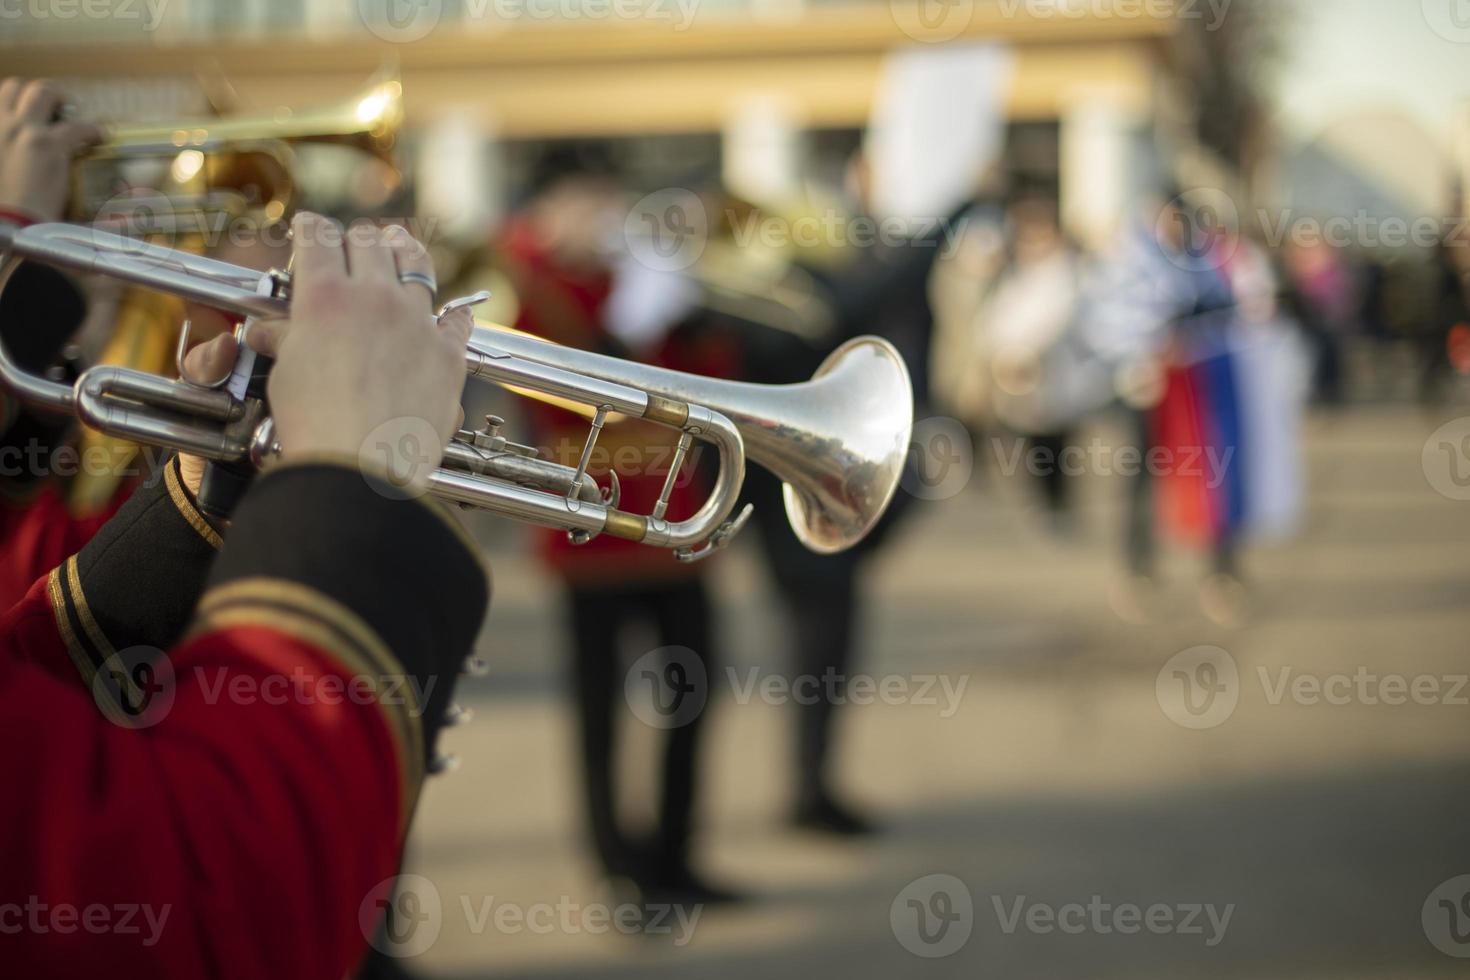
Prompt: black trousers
<box><xmin>782</xmin><ymin>568</ymin><xmax>858</xmax><ymax>798</ymax></box>
<box><xmin>745</xmin><ymin>468</ymin><xmax>862</xmax><ymax>800</ymax></box>
<box><xmin>1022</xmin><ymin>430</ymin><xmax>1076</xmax><ymax>515</ymax></box>
<box><xmin>566</xmin><ymin>577</ymin><xmax>713</xmax><ymax>882</ymax></box>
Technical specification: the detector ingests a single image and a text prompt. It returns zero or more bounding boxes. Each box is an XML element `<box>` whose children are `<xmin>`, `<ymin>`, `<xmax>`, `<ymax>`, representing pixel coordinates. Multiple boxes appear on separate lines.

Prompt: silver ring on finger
<box><xmin>398</xmin><ymin>271</ymin><xmax>438</xmax><ymax>298</ymax></box>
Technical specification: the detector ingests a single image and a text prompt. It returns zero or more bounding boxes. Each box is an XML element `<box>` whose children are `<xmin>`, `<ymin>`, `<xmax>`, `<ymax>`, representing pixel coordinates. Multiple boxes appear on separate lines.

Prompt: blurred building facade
<box><xmin>2</xmin><ymin>0</ymin><xmax>1264</xmax><ymax>250</ymax></box>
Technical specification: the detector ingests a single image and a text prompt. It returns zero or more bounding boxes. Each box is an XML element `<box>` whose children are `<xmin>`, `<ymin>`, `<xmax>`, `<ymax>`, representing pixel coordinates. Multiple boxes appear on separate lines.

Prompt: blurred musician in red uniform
<box><xmin>499</xmin><ymin>144</ymin><xmax>740</xmax><ymax>907</ymax></box>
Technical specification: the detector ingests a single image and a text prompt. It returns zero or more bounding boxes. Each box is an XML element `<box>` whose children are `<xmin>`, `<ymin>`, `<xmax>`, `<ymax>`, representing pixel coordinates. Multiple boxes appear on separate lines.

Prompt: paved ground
<box><xmin>400</xmin><ymin>402</ymin><xmax>1470</xmax><ymax>979</ymax></box>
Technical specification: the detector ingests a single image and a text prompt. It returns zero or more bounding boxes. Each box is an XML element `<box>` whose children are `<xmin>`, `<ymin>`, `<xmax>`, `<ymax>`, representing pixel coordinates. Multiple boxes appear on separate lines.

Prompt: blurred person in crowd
<box><xmin>736</xmin><ymin>152</ymin><xmax>955</xmax><ymax>836</ymax></box>
<box><xmin>1281</xmin><ymin>237</ymin><xmax>1357</xmax><ymax>406</ymax></box>
<box><xmin>967</xmin><ymin>194</ymin><xmax>1091</xmax><ymax>527</ymax></box>
<box><xmin>927</xmin><ymin>192</ymin><xmax>1006</xmax><ymax>437</ymax></box>
<box><xmin>1216</xmin><ymin>229</ymin><xmax>1312</xmax><ymax>546</ymax></box>
<box><xmin>1080</xmin><ymin>193</ymin><xmax>1252</xmax><ymax>624</ymax></box>
<box><xmin>498</xmin><ymin>144</ymin><xmax>741</xmax><ymax>906</ymax></box>
<box><xmin>1419</xmin><ymin>211</ymin><xmax>1470</xmax><ymax>404</ymax></box>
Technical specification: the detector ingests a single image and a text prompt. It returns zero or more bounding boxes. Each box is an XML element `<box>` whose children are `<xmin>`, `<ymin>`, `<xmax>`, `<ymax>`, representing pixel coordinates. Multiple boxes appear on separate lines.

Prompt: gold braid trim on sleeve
<box><xmin>47</xmin><ymin>561</ymin><xmax>96</xmax><ymax>688</ymax></box>
<box><xmin>46</xmin><ymin>556</ymin><xmax>147</xmax><ymax>714</ymax></box>
<box><xmin>190</xmin><ymin>577</ymin><xmax>427</xmax><ymax>830</ymax></box>
<box><xmin>164</xmin><ymin>455</ymin><xmax>223</xmax><ymax>550</ymax></box>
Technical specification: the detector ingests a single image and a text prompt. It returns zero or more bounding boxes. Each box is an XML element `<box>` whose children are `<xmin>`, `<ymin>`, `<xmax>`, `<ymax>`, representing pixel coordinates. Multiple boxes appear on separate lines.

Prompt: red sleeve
<box><xmin>0</xmin><ymin>460</ymin><xmax>488</xmax><ymax>978</ymax></box>
<box><xmin>0</xmin><ymin>456</ymin><xmax>219</xmax><ymax>689</ymax></box>
<box><xmin>0</xmin><ymin>624</ymin><xmax>408</xmax><ymax>979</ymax></box>
<box><xmin>0</xmin><ymin>572</ymin><xmax>80</xmax><ymax>688</ymax></box>
<box><xmin>0</xmin><ymin>483</ymin><xmax>126</xmax><ymax>611</ymax></box>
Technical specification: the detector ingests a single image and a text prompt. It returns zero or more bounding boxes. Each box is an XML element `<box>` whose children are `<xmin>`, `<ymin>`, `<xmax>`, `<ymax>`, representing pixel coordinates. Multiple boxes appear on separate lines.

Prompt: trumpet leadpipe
<box><xmin>0</xmin><ymin>220</ymin><xmax>912</xmax><ymax>557</ymax></box>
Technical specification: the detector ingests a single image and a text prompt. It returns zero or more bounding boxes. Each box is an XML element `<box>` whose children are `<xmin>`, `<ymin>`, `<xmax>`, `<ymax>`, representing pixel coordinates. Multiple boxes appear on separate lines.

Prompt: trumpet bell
<box><xmin>775</xmin><ymin>337</ymin><xmax>914</xmax><ymax>554</ymax></box>
<box><xmin>471</xmin><ymin>325</ymin><xmax>914</xmax><ymax>555</ymax></box>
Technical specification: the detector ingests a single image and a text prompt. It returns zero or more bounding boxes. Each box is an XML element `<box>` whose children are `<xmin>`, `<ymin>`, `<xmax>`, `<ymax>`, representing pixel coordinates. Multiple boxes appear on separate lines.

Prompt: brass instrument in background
<box><xmin>686</xmin><ymin>240</ymin><xmax>836</xmax><ymax>344</ymax></box>
<box><xmin>0</xmin><ymin>223</ymin><xmax>914</xmax><ymax>558</ymax></box>
<box><xmin>71</xmin><ymin>74</ymin><xmax>404</xmax><ymax>229</ymax></box>
<box><xmin>60</xmin><ymin>76</ymin><xmax>404</xmax><ymax>512</ymax></box>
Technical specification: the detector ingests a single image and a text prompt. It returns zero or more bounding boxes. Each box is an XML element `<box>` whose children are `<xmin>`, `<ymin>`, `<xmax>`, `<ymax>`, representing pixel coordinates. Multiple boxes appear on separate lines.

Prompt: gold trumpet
<box><xmin>71</xmin><ymin>74</ymin><xmax>404</xmax><ymax>228</ymax></box>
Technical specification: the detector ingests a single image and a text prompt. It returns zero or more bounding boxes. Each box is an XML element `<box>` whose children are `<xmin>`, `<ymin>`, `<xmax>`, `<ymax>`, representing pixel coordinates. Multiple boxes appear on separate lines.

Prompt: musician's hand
<box><xmin>0</xmin><ymin>79</ymin><xmax>101</xmax><ymax>223</ymax></box>
<box><xmin>175</xmin><ymin>332</ymin><xmax>240</xmax><ymax>498</ymax></box>
<box><xmin>263</xmin><ymin>214</ymin><xmax>472</xmax><ymax>487</ymax></box>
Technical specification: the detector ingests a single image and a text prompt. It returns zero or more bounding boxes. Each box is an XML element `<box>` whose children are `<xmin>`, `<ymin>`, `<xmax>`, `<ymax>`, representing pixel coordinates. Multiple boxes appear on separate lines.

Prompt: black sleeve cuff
<box><xmin>52</xmin><ymin>456</ymin><xmax>221</xmax><ymax>673</ymax></box>
<box><xmin>200</xmin><ymin>462</ymin><xmax>490</xmax><ymax>759</ymax></box>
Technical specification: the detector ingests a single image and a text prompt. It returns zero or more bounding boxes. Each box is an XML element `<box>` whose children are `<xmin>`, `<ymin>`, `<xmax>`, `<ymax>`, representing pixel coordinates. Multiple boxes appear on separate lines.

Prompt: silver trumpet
<box><xmin>0</xmin><ymin>222</ymin><xmax>913</xmax><ymax>559</ymax></box>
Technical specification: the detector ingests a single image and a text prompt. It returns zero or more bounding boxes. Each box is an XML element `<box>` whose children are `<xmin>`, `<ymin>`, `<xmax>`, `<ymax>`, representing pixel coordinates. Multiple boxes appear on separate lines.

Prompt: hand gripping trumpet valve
<box><xmin>0</xmin><ymin>221</ymin><xmax>915</xmax><ymax>559</ymax></box>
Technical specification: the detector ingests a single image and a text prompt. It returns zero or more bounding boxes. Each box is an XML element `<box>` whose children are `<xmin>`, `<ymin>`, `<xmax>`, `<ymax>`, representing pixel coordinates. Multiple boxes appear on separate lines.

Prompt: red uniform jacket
<box><xmin>499</xmin><ymin>217</ymin><xmax>736</xmax><ymax>584</ymax></box>
<box><xmin>0</xmin><ymin>483</ymin><xmax>126</xmax><ymax>611</ymax></box>
<box><xmin>0</xmin><ymin>460</ymin><xmax>490</xmax><ymax>979</ymax></box>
